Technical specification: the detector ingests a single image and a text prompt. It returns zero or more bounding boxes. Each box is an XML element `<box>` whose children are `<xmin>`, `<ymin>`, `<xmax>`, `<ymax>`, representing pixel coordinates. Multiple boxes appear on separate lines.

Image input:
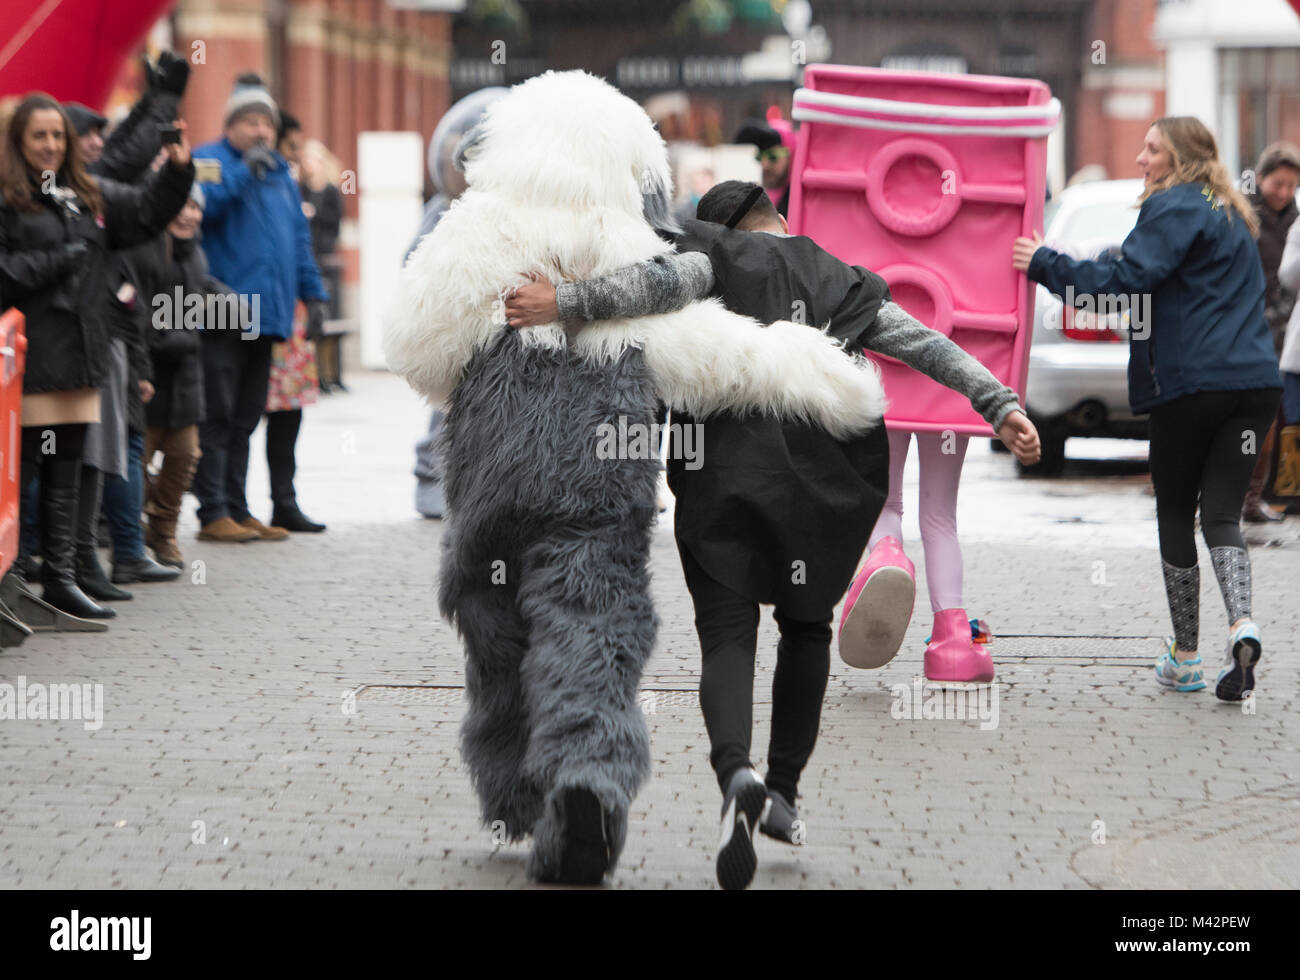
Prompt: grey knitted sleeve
<box><xmin>866</xmin><ymin>301</ymin><xmax>1023</xmax><ymax>431</ymax></box>
<box><xmin>555</xmin><ymin>251</ymin><xmax>715</xmax><ymax>322</ymax></box>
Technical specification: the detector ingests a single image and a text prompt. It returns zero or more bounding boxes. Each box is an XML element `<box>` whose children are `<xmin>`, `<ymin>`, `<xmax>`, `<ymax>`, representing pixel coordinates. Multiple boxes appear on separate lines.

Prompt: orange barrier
<box><xmin>0</xmin><ymin>309</ymin><xmax>26</xmax><ymax>579</ymax></box>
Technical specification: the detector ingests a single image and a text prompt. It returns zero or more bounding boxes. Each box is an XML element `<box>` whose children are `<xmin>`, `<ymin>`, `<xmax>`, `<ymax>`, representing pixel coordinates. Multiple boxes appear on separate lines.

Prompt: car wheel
<box><xmin>1016</xmin><ymin>430</ymin><xmax>1067</xmax><ymax>477</ymax></box>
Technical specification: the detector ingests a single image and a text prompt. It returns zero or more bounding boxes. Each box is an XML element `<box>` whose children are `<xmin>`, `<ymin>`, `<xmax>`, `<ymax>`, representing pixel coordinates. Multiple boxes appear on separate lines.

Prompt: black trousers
<box><xmin>1148</xmin><ymin>388</ymin><xmax>1282</xmax><ymax>566</ymax></box>
<box><xmin>679</xmin><ymin>546</ymin><xmax>831</xmax><ymax>806</ymax></box>
<box><xmin>193</xmin><ymin>331</ymin><xmax>274</xmax><ymax>525</ymax></box>
<box><xmin>266</xmin><ymin>408</ymin><xmax>301</xmax><ymax>509</ymax></box>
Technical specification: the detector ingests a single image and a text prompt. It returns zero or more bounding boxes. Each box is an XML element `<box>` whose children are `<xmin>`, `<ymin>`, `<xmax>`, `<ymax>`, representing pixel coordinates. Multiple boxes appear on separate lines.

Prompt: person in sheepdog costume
<box><xmin>383</xmin><ymin>70</ymin><xmax>885</xmax><ymax>884</ymax></box>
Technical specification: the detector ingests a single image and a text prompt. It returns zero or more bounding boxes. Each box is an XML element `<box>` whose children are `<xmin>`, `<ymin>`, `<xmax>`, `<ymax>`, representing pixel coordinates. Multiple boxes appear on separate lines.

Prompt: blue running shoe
<box><xmin>1154</xmin><ymin>637</ymin><xmax>1206</xmax><ymax>692</ymax></box>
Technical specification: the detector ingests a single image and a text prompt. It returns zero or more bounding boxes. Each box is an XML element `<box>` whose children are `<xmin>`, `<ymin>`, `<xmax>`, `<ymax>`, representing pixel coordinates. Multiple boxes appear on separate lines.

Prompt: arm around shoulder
<box><xmin>555</xmin><ymin>251</ymin><xmax>714</xmax><ymax>322</ymax></box>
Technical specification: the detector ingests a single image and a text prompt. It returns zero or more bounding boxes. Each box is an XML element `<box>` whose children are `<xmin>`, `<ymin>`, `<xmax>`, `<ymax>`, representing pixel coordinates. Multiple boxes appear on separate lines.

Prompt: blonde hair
<box><xmin>300</xmin><ymin>138</ymin><xmax>341</xmax><ymax>191</ymax></box>
<box><xmin>1141</xmin><ymin>116</ymin><xmax>1259</xmax><ymax>237</ymax></box>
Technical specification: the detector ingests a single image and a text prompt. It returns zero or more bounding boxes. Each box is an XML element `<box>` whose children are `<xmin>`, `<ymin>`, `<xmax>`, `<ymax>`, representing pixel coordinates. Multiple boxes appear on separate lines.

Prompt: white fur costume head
<box><xmin>456</xmin><ymin>71</ymin><xmax>675</xmax><ymax>230</ymax></box>
<box><xmin>385</xmin><ymin>70</ymin><xmax>885</xmax><ymax>438</ymax></box>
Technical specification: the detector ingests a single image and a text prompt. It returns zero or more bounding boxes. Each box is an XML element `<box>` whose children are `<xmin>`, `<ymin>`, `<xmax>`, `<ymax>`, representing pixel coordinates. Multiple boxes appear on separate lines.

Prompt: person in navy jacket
<box><xmin>1013</xmin><ymin>116</ymin><xmax>1282</xmax><ymax>703</ymax></box>
<box><xmin>190</xmin><ymin>73</ymin><xmax>328</xmax><ymax>543</ymax></box>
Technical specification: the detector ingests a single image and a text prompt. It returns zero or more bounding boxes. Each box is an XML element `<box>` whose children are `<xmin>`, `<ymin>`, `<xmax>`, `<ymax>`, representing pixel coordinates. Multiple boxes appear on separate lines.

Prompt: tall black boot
<box><xmin>74</xmin><ymin>465</ymin><xmax>133</xmax><ymax>602</ymax></box>
<box><xmin>17</xmin><ymin>457</ymin><xmax>40</xmax><ymax>583</ymax></box>
<box><xmin>40</xmin><ymin>458</ymin><xmax>114</xmax><ymax>619</ymax></box>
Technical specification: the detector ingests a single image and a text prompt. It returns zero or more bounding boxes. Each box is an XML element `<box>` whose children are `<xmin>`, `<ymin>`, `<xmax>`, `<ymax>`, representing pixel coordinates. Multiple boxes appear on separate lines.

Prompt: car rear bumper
<box><xmin>1026</xmin><ymin>344</ymin><xmax>1136</xmax><ymax>421</ymax></box>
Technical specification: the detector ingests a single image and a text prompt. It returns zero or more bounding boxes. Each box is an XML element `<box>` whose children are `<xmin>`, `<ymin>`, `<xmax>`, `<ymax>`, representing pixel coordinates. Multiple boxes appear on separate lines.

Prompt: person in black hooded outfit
<box><xmin>0</xmin><ymin>93</ymin><xmax>193</xmax><ymax>620</ymax></box>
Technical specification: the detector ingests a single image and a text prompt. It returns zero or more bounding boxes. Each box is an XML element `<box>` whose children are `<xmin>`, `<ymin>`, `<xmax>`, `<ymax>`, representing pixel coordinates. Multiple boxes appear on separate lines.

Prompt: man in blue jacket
<box><xmin>191</xmin><ymin>73</ymin><xmax>328</xmax><ymax>542</ymax></box>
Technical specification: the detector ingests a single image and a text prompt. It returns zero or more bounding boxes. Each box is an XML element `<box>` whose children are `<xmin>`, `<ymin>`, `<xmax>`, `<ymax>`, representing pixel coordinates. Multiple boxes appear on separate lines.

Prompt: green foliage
<box><xmin>674</xmin><ymin>0</ymin><xmax>734</xmax><ymax>34</ymax></box>
<box><xmin>466</xmin><ymin>0</ymin><xmax>530</xmax><ymax>37</ymax></box>
<box><xmin>673</xmin><ymin>0</ymin><xmax>783</xmax><ymax>34</ymax></box>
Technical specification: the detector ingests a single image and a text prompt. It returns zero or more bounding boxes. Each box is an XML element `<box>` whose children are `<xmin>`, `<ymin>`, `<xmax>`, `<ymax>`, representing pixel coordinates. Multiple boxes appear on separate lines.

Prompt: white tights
<box><xmin>868</xmin><ymin>429</ymin><xmax>969</xmax><ymax>613</ymax></box>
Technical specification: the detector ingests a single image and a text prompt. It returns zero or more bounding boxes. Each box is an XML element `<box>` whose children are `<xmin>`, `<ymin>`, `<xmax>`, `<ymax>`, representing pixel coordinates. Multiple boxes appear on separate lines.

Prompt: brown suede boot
<box><xmin>198</xmin><ymin>516</ymin><xmax>260</xmax><ymax>542</ymax></box>
<box><xmin>145</xmin><ymin>444</ymin><xmax>201</xmax><ymax>564</ymax></box>
<box><xmin>145</xmin><ymin>522</ymin><xmax>184</xmax><ymax>568</ymax></box>
<box><xmin>1242</xmin><ymin>421</ymin><xmax>1283</xmax><ymax>523</ymax></box>
<box><xmin>238</xmin><ymin>516</ymin><xmax>290</xmax><ymax>541</ymax></box>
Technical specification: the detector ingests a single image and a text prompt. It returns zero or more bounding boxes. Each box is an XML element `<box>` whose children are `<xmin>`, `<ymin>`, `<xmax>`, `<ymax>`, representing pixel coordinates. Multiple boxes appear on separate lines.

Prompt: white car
<box><xmin>1018</xmin><ymin>178</ymin><xmax>1146</xmax><ymax>475</ymax></box>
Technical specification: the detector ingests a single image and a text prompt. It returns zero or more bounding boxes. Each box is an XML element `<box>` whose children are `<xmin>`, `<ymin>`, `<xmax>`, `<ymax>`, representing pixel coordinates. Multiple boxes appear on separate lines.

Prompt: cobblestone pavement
<box><xmin>2</xmin><ymin>371</ymin><xmax>1296</xmax><ymax>889</ymax></box>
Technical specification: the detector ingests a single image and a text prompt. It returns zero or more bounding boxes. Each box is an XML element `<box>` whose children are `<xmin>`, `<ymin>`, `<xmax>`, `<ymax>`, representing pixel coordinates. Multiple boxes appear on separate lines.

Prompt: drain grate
<box><xmin>357</xmin><ymin>685</ymin><xmax>466</xmax><ymax>706</ymax></box>
<box><xmin>355</xmin><ymin>685</ymin><xmax>699</xmax><ymax>710</ymax></box>
<box><xmin>638</xmin><ymin>690</ymin><xmax>700</xmax><ymax>711</ymax></box>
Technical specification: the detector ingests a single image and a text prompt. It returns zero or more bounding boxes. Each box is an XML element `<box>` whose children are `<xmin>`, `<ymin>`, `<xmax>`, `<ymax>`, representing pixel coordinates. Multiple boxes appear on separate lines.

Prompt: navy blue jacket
<box><xmin>1029</xmin><ymin>181</ymin><xmax>1281</xmax><ymax>414</ymax></box>
<box><xmin>192</xmin><ymin>138</ymin><xmax>326</xmax><ymax>340</ymax></box>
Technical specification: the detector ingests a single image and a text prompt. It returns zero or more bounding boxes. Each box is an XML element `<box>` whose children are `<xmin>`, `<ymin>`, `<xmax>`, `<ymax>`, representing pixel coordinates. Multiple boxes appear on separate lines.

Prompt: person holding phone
<box><xmin>190</xmin><ymin>74</ymin><xmax>329</xmax><ymax>543</ymax></box>
<box><xmin>0</xmin><ymin>93</ymin><xmax>193</xmax><ymax>620</ymax></box>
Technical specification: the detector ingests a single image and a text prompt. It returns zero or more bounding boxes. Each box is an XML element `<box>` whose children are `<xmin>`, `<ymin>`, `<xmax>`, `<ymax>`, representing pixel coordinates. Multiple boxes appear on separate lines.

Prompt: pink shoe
<box><xmin>924</xmin><ymin>608</ymin><xmax>995</xmax><ymax>685</ymax></box>
<box><xmin>838</xmin><ymin>536</ymin><xmax>916</xmax><ymax>669</ymax></box>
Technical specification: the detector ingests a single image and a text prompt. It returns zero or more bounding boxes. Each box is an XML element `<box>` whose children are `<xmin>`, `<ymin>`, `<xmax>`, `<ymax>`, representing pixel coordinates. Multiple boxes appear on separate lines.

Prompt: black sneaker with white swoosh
<box><xmin>717</xmin><ymin>767</ymin><xmax>768</xmax><ymax>891</ymax></box>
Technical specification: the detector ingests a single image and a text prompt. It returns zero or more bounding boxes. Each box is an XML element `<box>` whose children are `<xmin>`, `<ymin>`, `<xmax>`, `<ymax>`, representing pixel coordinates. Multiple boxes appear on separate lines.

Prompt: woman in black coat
<box><xmin>128</xmin><ymin>185</ymin><xmax>234</xmax><ymax>568</ymax></box>
<box><xmin>0</xmin><ymin>92</ymin><xmax>193</xmax><ymax>620</ymax></box>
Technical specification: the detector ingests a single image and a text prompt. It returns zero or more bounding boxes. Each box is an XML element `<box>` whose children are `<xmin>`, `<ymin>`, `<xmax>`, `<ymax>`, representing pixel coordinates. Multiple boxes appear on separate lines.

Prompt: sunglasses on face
<box><xmin>756</xmin><ymin>146</ymin><xmax>790</xmax><ymax>163</ymax></box>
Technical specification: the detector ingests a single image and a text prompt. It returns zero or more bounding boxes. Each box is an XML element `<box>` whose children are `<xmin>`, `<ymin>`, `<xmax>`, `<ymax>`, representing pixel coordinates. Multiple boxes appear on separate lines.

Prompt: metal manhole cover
<box><xmin>982</xmin><ymin>635</ymin><xmax>1159</xmax><ymax>661</ymax></box>
<box><xmin>354</xmin><ymin>685</ymin><xmax>699</xmax><ymax>710</ymax></box>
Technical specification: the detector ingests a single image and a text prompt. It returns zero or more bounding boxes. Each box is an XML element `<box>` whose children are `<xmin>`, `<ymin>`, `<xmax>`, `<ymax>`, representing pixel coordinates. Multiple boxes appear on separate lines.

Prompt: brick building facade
<box><xmin>170</xmin><ymin>0</ymin><xmax>457</xmax><ymax>213</ymax></box>
<box><xmin>122</xmin><ymin>1</ymin><xmax>460</xmax><ymax>316</ymax></box>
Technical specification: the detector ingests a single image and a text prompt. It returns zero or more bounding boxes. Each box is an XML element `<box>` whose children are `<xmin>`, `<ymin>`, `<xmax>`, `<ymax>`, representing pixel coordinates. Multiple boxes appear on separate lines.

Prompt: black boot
<box><xmin>74</xmin><ymin>465</ymin><xmax>132</xmax><ymax>601</ymax></box>
<box><xmin>272</xmin><ymin>502</ymin><xmax>326</xmax><ymax>533</ymax></box>
<box><xmin>17</xmin><ymin>456</ymin><xmax>40</xmax><ymax>583</ymax></box>
<box><xmin>77</xmin><ymin>548</ymin><xmax>134</xmax><ymax>600</ymax></box>
<box><xmin>40</xmin><ymin>458</ymin><xmax>114</xmax><ymax>620</ymax></box>
<box><xmin>112</xmin><ymin>554</ymin><xmax>182</xmax><ymax>584</ymax></box>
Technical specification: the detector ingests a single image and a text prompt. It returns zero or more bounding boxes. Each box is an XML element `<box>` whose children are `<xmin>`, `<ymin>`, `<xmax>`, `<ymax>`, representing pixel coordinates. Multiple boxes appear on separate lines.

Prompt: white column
<box><xmin>357</xmin><ymin>131</ymin><xmax>423</xmax><ymax>370</ymax></box>
<box><xmin>1164</xmin><ymin>40</ymin><xmax>1220</xmax><ymax>133</ymax></box>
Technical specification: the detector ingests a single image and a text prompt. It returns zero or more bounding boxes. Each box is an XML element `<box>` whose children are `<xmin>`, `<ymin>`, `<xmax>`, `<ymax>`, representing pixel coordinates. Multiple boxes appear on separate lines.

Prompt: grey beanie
<box><xmin>225</xmin><ymin>72</ymin><xmax>280</xmax><ymax>129</ymax></box>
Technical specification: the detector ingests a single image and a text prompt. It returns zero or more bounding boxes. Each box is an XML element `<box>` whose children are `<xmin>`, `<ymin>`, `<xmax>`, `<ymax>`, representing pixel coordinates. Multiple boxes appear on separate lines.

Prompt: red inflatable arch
<box><xmin>0</xmin><ymin>0</ymin><xmax>174</xmax><ymax>105</ymax></box>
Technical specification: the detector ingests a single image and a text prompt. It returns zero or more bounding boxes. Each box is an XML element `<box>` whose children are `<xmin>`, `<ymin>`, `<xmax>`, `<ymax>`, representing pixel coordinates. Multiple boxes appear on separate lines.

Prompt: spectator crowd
<box><xmin>0</xmin><ymin>52</ymin><xmax>344</xmax><ymax>628</ymax></box>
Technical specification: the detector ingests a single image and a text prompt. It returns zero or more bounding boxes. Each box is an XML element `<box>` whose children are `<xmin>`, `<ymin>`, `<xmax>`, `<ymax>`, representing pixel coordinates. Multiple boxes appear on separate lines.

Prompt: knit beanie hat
<box><xmin>224</xmin><ymin>72</ymin><xmax>279</xmax><ymax>129</ymax></box>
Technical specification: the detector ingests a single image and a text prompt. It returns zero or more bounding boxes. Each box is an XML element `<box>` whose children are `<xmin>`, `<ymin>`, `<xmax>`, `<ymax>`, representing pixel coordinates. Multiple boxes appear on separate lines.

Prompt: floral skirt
<box><xmin>267</xmin><ymin>302</ymin><xmax>319</xmax><ymax>413</ymax></box>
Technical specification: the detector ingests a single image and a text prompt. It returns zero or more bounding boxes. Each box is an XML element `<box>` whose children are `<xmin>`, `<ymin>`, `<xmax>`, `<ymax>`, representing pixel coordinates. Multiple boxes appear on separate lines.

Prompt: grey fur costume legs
<box><xmin>437</xmin><ymin>331</ymin><xmax>661</xmax><ymax>880</ymax></box>
<box><xmin>516</xmin><ymin>523</ymin><xmax>657</xmax><ymax>880</ymax></box>
<box><xmin>444</xmin><ymin>562</ymin><xmax>546</xmax><ymax>841</ymax></box>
